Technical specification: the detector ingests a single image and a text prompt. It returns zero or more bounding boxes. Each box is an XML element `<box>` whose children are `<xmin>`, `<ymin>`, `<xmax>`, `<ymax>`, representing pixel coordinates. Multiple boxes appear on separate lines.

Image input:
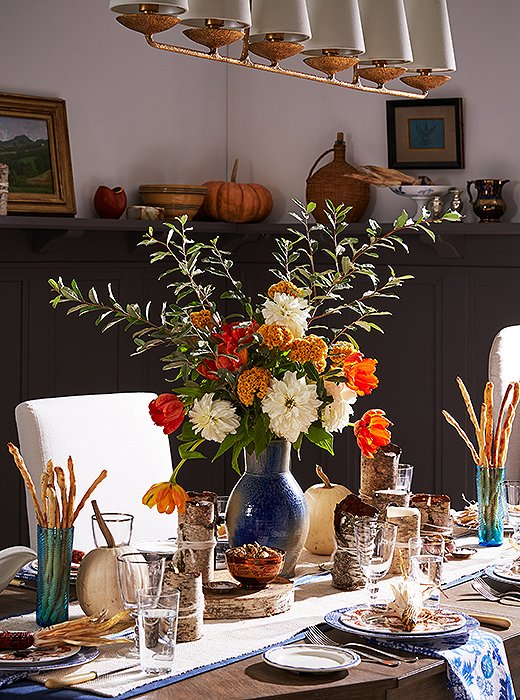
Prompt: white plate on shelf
<box><xmin>263</xmin><ymin>644</ymin><xmax>360</xmax><ymax>674</ymax></box>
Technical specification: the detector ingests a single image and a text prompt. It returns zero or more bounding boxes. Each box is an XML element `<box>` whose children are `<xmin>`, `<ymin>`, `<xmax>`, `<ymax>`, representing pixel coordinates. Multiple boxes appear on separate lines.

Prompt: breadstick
<box><xmin>442</xmin><ymin>410</ymin><xmax>480</xmax><ymax>464</ymax></box>
<box><xmin>479</xmin><ymin>403</ymin><xmax>487</xmax><ymax>466</ymax></box>
<box><xmin>7</xmin><ymin>443</ymin><xmax>45</xmax><ymax>526</ymax></box>
<box><xmin>40</xmin><ymin>473</ymin><xmax>48</xmax><ymax>527</ymax></box>
<box><xmin>46</xmin><ymin>459</ymin><xmax>55</xmax><ymax>492</ymax></box>
<box><xmin>54</xmin><ymin>467</ymin><xmax>68</xmax><ymax>528</ymax></box>
<box><xmin>46</xmin><ymin>485</ymin><xmax>59</xmax><ymax>528</ymax></box>
<box><xmin>456</xmin><ymin>376</ymin><xmax>482</xmax><ymax>454</ymax></box>
<box><xmin>498</xmin><ymin>383</ymin><xmax>520</xmax><ymax>467</ymax></box>
<box><xmin>72</xmin><ymin>469</ymin><xmax>107</xmax><ymax>523</ymax></box>
<box><xmin>66</xmin><ymin>456</ymin><xmax>76</xmax><ymax>528</ymax></box>
<box><xmin>493</xmin><ymin>382</ymin><xmax>514</xmax><ymax>466</ymax></box>
<box><xmin>484</xmin><ymin>381</ymin><xmax>494</xmax><ymax>467</ymax></box>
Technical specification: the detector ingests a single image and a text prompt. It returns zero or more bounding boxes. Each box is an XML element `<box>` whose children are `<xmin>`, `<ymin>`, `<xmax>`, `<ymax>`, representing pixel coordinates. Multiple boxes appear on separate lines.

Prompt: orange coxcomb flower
<box><xmin>344</xmin><ymin>355</ymin><xmax>379</xmax><ymax>396</ymax></box>
<box><xmin>354</xmin><ymin>409</ymin><xmax>392</xmax><ymax>458</ymax></box>
<box><xmin>190</xmin><ymin>309</ymin><xmax>215</xmax><ymax>330</ymax></box>
<box><xmin>257</xmin><ymin>323</ymin><xmax>294</xmax><ymax>351</ymax></box>
<box><xmin>289</xmin><ymin>335</ymin><xmax>328</xmax><ymax>372</ymax></box>
<box><xmin>142</xmin><ymin>479</ymin><xmax>188</xmax><ymax>514</ymax></box>
<box><xmin>267</xmin><ymin>280</ymin><xmax>303</xmax><ymax>299</ymax></box>
<box><xmin>328</xmin><ymin>341</ymin><xmax>359</xmax><ymax>368</ymax></box>
<box><xmin>237</xmin><ymin>366</ymin><xmax>272</xmax><ymax>406</ymax></box>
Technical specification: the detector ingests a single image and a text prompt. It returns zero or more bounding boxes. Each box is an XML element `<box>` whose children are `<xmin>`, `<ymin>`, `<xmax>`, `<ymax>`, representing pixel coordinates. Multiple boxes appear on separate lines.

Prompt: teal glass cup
<box><xmin>36</xmin><ymin>525</ymin><xmax>74</xmax><ymax>627</ymax></box>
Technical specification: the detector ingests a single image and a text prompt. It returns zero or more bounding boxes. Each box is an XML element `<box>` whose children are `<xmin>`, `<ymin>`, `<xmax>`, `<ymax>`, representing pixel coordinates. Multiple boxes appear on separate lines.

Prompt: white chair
<box><xmin>489</xmin><ymin>326</ymin><xmax>520</xmax><ymax>480</ymax></box>
<box><xmin>15</xmin><ymin>392</ymin><xmax>177</xmax><ymax>552</ymax></box>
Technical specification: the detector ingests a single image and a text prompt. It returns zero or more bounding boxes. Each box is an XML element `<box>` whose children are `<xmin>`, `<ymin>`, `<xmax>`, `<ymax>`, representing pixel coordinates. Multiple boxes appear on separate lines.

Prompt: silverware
<box><xmin>307</xmin><ymin>625</ymin><xmax>418</xmax><ymax>663</ymax></box>
<box><xmin>305</xmin><ymin>626</ymin><xmax>400</xmax><ymax>667</ymax></box>
<box><xmin>44</xmin><ymin>663</ymin><xmax>141</xmax><ymax>689</ymax></box>
<box><xmin>472</xmin><ymin>577</ymin><xmax>520</xmax><ymax>605</ymax></box>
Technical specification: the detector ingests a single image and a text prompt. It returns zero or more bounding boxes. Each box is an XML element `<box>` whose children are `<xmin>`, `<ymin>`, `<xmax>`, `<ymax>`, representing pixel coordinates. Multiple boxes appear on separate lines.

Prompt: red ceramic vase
<box><xmin>93</xmin><ymin>186</ymin><xmax>127</xmax><ymax>219</ymax></box>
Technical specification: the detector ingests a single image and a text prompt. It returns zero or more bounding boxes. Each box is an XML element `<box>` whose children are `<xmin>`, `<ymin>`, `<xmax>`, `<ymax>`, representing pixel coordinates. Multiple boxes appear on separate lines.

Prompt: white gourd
<box><xmin>304</xmin><ymin>466</ymin><xmax>351</xmax><ymax>555</ymax></box>
<box><xmin>76</xmin><ymin>545</ymin><xmax>133</xmax><ymax>617</ymax></box>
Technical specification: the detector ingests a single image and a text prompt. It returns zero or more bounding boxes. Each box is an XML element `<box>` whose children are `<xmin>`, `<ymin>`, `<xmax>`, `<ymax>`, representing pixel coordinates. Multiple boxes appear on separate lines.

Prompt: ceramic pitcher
<box><xmin>467</xmin><ymin>179</ymin><xmax>509</xmax><ymax>223</ymax></box>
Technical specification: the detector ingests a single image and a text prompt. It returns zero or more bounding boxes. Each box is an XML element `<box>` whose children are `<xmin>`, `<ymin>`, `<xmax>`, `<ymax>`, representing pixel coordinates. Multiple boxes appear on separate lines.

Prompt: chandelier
<box><xmin>109</xmin><ymin>0</ymin><xmax>456</xmax><ymax>99</ymax></box>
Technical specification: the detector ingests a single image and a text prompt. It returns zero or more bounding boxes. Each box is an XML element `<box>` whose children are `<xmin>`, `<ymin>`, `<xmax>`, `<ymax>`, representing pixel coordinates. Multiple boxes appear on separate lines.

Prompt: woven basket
<box><xmin>0</xmin><ymin>163</ymin><xmax>8</xmax><ymax>216</ymax></box>
<box><xmin>306</xmin><ymin>132</ymin><xmax>370</xmax><ymax>224</ymax></box>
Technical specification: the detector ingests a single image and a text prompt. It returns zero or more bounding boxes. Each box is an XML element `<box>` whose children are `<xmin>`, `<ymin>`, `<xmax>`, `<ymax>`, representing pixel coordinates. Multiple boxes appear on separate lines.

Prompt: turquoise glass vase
<box><xmin>225</xmin><ymin>440</ymin><xmax>309</xmax><ymax>577</ymax></box>
<box><xmin>476</xmin><ymin>466</ymin><xmax>505</xmax><ymax>546</ymax></box>
<box><xmin>36</xmin><ymin>525</ymin><xmax>74</xmax><ymax>627</ymax></box>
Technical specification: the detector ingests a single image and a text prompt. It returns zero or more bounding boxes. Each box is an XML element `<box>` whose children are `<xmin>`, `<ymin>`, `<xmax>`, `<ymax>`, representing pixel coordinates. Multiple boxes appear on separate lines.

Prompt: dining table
<box><xmin>1</xmin><ymin>538</ymin><xmax>520</xmax><ymax>700</ymax></box>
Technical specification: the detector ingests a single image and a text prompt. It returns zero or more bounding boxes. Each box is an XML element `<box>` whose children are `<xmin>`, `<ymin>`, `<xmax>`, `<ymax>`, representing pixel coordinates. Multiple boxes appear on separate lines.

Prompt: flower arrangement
<box><xmin>49</xmin><ymin>200</ymin><xmax>456</xmax><ymax>514</ymax></box>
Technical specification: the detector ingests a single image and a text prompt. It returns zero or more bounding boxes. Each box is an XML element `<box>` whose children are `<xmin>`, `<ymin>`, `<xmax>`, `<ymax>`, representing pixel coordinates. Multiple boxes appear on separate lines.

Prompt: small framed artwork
<box><xmin>386</xmin><ymin>97</ymin><xmax>464</xmax><ymax>170</ymax></box>
<box><xmin>0</xmin><ymin>93</ymin><xmax>76</xmax><ymax>215</ymax></box>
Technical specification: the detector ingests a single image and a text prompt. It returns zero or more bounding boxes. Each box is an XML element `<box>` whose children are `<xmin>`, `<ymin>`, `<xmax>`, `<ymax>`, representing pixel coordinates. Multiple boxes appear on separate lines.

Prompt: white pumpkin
<box><xmin>304</xmin><ymin>466</ymin><xmax>351</xmax><ymax>555</ymax></box>
<box><xmin>76</xmin><ymin>545</ymin><xmax>133</xmax><ymax>617</ymax></box>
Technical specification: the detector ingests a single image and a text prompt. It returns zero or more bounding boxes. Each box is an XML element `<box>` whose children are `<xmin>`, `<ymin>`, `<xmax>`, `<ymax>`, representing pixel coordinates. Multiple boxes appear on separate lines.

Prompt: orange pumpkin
<box><xmin>201</xmin><ymin>159</ymin><xmax>273</xmax><ymax>223</ymax></box>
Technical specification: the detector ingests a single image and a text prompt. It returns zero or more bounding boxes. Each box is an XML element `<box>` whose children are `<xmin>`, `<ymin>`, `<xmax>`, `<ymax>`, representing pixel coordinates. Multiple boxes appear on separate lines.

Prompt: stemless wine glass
<box><xmin>410</xmin><ymin>554</ymin><xmax>443</xmax><ymax>608</ymax></box>
<box><xmin>504</xmin><ymin>481</ymin><xmax>520</xmax><ymax>542</ymax></box>
<box><xmin>116</xmin><ymin>552</ymin><xmax>166</xmax><ymax>658</ymax></box>
<box><xmin>396</xmin><ymin>464</ymin><xmax>414</xmax><ymax>493</ymax></box>
<box><xmin>354</xmin><ymin>519</ymin><xmax>397</xmax><ymax>609</ymax></box>
<box><xmin>408</xmin><ymin>534</ymin><xmax>445</xmax><ymax>559</ymax></box>
<box><xmin>92</xmin><ymin>512</ymin><xmax>134</xmax><ymax>547</ymax></box>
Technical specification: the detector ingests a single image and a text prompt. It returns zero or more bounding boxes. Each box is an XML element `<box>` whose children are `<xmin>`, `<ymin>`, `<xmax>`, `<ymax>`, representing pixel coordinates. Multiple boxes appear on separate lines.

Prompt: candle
<box><xmin>374</xmin><ymin>489</ymin><xmax>411</xmax><ymax>512</ymax></box>
<box><xmin>386</xmin><ymin>505</ymin><xmax>421</xmax><ymax>576</ymax></box>
<box><xmin>359</xmin><ymin>443</ymin><xmax>402</xmax><ymax>505</ymax></box>
<box><xmin>410</xmin><ymin>493</ymin><xmax>452</xmax><ymax>532</ymax></box>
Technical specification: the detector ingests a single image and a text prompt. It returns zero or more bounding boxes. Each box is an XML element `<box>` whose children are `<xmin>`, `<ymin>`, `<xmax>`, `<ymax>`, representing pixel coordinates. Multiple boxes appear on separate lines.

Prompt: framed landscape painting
<box><xmin>386</xmin><ymin>97</ymin><xmax>464</xmax><ymax>170</ymax></box>
<box><xmin>0</xmin><ymin>93</ymin><xmax>76</xmax><ymax>214</ymax></box>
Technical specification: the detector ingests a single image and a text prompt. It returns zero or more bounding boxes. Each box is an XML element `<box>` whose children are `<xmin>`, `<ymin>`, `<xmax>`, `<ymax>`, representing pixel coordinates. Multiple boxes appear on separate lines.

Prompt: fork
<box><xmin>305</xmin><ymin>626</ymin><xmax>399</xmax><ymax>667</ymax></box>
<box><xmin>472</xmin><ymin>577</ymin><xmax>520</xmax><ymax>605</ymax></box>
<box><xmin>306</xmin><ymin>625</ymin><xmax>420</xmax><ymax>665</ymax></box>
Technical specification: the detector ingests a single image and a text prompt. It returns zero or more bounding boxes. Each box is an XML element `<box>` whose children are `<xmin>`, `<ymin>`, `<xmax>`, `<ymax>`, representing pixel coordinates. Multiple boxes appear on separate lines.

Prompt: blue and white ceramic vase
<box><xmin>226</xmin><ymin>440</ymin><xmax>309</xmax><ymax>577</ymax></box>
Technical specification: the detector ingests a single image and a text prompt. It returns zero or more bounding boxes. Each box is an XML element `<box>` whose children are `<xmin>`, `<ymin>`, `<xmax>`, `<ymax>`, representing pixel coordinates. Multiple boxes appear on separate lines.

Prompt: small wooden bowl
<box><xmin>138</xmin><ymin>185</ymin><xmax>208</xmax><ymax>221</ymax></box>
<box><xmin>225</xmin><ymin>548</ymin><xmax>285</xmax><ymax>589</ymax></box>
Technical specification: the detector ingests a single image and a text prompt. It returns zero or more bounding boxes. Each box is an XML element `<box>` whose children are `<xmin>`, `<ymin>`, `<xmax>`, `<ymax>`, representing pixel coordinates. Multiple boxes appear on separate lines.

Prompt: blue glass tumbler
<box><xmin>476</xmin><ymin>466</ymin><xmax>505</xmax><ymax>547</ymax></box>
<box><xmin>36</xmin><ymin>525</ymin><xmax>74</xmax><ymax>627</ymax></box>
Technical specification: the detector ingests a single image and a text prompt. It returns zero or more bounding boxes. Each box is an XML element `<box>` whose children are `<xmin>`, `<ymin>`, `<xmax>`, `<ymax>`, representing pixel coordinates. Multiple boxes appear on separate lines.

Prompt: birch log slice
<box><xmin>204</xmin><ymin>574</ymin><xmax>294</xmax><ymax>619</ymax></box>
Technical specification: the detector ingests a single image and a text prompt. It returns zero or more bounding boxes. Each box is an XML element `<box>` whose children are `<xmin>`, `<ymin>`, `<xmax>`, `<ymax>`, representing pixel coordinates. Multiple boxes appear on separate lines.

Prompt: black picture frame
<box><xmin>386</xmin><ymin>97</ymin><xmax>464</xmax><ymax>170</ymax></box>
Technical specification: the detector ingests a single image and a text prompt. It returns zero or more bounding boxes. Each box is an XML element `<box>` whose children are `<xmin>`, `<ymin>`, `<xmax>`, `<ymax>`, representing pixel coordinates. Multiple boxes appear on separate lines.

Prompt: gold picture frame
<box><xmin>0</xmin><ymin>93</ymin><xmax>76</xmax><ymax>215</ymax></box>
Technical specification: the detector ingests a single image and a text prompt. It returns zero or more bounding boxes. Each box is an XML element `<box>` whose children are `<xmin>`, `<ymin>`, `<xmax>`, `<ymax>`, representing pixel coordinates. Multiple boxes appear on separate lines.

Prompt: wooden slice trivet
<box><xmin>204</xmin><ymin>575</ymin><xmax>294</xmax><ymax>619</ymax></box>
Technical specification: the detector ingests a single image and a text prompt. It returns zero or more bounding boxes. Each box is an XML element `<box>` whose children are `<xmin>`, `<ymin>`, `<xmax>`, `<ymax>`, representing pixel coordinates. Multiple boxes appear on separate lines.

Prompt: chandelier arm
<box><xmin>144</xmin><ymin>35</ymin><xmax>427</xmax><ymax>99</ymax></box>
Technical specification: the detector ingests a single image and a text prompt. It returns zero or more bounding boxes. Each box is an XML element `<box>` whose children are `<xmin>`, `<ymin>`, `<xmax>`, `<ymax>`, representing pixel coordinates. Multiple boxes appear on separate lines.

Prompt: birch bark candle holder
<box><xmin>410</xmin><ymin>493</ymin><xmax>452</xmax><ymax>533</ymax></box>
<box><xmin>385</xmin><ymin>505</ymin><xmax>421</xmax><ymax>577</ymax></box>
<box><xmin>163</xmin><ymin>566</ymin><xmax>203</xmax><ymax>642</ymax></box>
<box><xmin>177</xmin><ymin>493</ymin><xmax>217</xmax><ymax>584</ymax></box>
<box><xmin>359</xmin><ymin>443</ymin><xmax>402</xmax><ymax>505</ymax></box>
<box><xmin>374</xmin><ymin>489</ymin><xmax>411</xmax><ymax>512</ymax></box>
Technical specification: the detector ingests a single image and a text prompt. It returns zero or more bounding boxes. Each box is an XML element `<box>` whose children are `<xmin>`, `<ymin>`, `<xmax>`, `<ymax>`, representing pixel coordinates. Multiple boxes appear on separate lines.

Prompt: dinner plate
<box><xmin>325</xmin><ymin>607</ymin><xmax>477</xmax><ymax>642</ymax></box>
<box><xmin>486</xmin><ymin>563</ymin><xmax>520</xmax><ymax>584</ymax></box>
<box><xmin>0</xmin><ymin>645</ymin><xmax>98</xmax><ymax>672</ymax></box>
<box><xmin>263</xmin><ymin>644</ymin><xmax>360</xmax><ymax>674</ymax></box>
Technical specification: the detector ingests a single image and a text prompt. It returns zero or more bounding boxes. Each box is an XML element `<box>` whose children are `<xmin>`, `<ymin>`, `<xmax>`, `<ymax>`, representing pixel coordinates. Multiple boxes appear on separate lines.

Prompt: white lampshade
<box><xmin>109</xmin><ymin>0</ymin><xmax>187</xmax><ymax>14</ymax></box>
<box><xmin>250</xmin><ymin>0</ymin><xmax>312</xmax><ymax>43</ymax></box>
<box><xmin>358</xmin><ymin>0</ymin><xmax>413</xmax><ymax>65</ymax></box>
<box><xmin>181</xmin><ymin>0</ymin><xmax>251</xmax><ymax>28</ymax></box>
<box><xmin>404</xmin><ymin>0</ymin><xmax>456</xmax><ymax>72</ymax></box>
<box><xmin>302</xmin><ymin>0</ymin><xmax>365</xmax><ymax>56</ymax></box>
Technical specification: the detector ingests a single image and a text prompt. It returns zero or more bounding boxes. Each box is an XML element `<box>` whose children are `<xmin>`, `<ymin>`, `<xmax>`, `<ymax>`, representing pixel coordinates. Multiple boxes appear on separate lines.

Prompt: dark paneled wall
<box><xmin>1</xmin><ymin>219</ymin><xmax>519</xmax><ymax>548</ymax></box>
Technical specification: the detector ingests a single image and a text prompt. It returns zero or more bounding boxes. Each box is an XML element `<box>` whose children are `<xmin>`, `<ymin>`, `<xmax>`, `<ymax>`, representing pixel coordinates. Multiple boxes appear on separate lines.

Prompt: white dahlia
<box><xmin>261</xmin><ymin>371</ymin><xmax>322</xmax><ymax>443</ymax></box>
<box><xmin>261</xmin><ymin>292</ymin><xmax>310</xmax><ymax>338</ymax></box>
<box><xmin>322</xmin><ymin>381</ymin><xmax>357</xmax><ymax>433</ymax></box>
<box><xmin>189</xmin><ymin>393</ymin><xmax>240</xmax><ymax>443</ymax></box>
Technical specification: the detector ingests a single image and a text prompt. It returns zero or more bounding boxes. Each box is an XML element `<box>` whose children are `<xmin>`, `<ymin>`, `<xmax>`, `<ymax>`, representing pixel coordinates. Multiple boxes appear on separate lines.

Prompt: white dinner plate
<box><xmin>0</xmin><ymin>643</ymin><xmax>80</xmax><ymax>668</ymax></box>
<box><xmin>0</xmin><ymin>645</ymin><xmax>98</xmax><ymax>673</ymax></box>
<box><xmin>487</xmin><ymin>563</ymin><xmax>520</xmax><ymax>584</ymax></box>
<box><xmin>263</xmin><ymin>644</ymin><xmax>360</xmax><ymax>674</ymax></box>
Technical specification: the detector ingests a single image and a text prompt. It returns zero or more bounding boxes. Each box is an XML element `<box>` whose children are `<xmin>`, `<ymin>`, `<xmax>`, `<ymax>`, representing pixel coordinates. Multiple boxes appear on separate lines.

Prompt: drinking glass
<box><xmin>215</xmin><ymin>495</ymin><xmax>229</xmax><ymax>570</ymax></box>
<box><xmin>408</xmin><ymin>534</ymin><xmax>445</xmax><ymax>559</ymax></box>
<box><xmin>410</xmin><ymin>554</ymin><xmax>443</xmax><ymax>608</ymax></box>
<box><xmin>116</xmin><ymin>553</ymin><xmax>166</xmax><ymax>657</ymax></box>
<box><xmin>138</xmin><ymin>587</ymin><xmax>179</xmax><ymax>675</ymax></box>
<box><xmin>92</xmin><ymin>512</ymin><xmax>134</xmax><ymax>547</ymax></box>
<box><xmin>354</xmin><ymin>520</ymin><xmax>397</xmax><ymax>608</ymax></box>
<box><xmin>396</xmin><ymin>464</ymin><xmax>414</xmax><ymax>493</ymax></box>
<box><xmin>504</xmin><ymin>481</ymin><xmax>520</xmax><ymax>542</ymax></box>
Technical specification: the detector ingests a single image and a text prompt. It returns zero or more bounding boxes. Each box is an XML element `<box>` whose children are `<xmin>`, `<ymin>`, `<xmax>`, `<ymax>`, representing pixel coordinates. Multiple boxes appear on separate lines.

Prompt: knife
<box><xmin>44</xmin><ymin>663</ymin><xmax>140</xmax><ymax>688</ymax></box>
<box><xmin>469</xmin><ymin>612</ymin><xmax>512</xmax><ymax>630</ymax></box>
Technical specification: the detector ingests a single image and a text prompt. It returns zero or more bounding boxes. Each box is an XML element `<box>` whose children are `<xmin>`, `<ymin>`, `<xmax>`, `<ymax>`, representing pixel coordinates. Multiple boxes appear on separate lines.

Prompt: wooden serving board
<box><xmin>203</xmin><ymin>574</ymin><xmax>294</xmax><ymax>620</ymax></box>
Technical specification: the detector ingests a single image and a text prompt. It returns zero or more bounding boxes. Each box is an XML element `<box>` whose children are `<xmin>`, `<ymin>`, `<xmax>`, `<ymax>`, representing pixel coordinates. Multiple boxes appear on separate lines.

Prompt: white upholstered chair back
<box><xmin>489</xmin><ymin>326</ymin><xmax>520</xmax><ymax>480</ymax></box>
<box><xmin>15</xmin><ymin>392</ymin><xmax>177</xmax><ymax>552</ymax></box>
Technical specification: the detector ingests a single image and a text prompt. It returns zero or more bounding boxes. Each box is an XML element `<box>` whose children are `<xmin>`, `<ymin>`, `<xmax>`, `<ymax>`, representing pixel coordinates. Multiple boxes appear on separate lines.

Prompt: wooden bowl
<box><xmin>138</xmin><ymin>185</ymin><xmax>207</xmax><ymax>220</ymax></box>
<box><xmin>225</xmin><ymin>547</ymin><xmax>285</xmax><ymax>589</ymax></box>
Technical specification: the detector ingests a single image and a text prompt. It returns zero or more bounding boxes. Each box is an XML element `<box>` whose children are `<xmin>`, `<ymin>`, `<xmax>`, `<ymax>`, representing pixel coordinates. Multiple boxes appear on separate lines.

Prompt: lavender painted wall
<box><xmin>1</xmin><ymin>0</ymin><xmax>519</xmax><ymax>222</ymax></box>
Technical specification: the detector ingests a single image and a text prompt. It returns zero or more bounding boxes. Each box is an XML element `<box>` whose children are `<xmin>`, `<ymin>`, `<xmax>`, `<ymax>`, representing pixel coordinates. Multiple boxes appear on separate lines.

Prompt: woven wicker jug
<box><xmin>306</xmin><ymin>132</ymin><xmax>370</xmax><ymax>224</ymax></box>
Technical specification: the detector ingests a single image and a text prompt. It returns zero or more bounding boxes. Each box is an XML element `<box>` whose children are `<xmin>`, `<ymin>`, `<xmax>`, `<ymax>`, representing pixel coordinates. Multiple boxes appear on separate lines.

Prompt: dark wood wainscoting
<box><xmin>1</xmin><ymin>217</ymin><xmax>519</xmax><ymax>548</ymax></box>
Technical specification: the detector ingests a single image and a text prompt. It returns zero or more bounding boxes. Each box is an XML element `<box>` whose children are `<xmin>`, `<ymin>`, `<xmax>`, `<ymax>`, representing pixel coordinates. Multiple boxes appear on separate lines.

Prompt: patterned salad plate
<box><xmin>486</xmin><ymin>563</ymin><xmax>520</xmax><ymax>585</ymax></box>
<box><xmin>0</xmin><ymin>645</ymin><xmax>98</xmax><ymax>671</ymax></box>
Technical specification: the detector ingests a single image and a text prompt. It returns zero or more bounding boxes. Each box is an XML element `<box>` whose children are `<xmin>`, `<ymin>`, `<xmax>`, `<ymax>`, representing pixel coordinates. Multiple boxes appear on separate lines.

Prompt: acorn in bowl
<box><xmin>225</xmin><ymin>543</ymin><xmax>285</xmax><ymax>589</ymax></box>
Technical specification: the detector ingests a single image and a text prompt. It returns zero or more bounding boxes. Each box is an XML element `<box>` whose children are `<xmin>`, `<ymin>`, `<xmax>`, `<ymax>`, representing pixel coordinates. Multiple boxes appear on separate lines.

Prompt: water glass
<box><xmin>396</xmin><ymin>464</ymin><xmax>414</xmax><ymax>493</ymax></box>
<box><xmin>504</xmin><ymin>481</ymin><xmax>520</xmax><ymax>541</ymax></box>
<box><xmin>92</xmin><ymin>512</ymin><xmax>134</xmax><ymax>547</ymax></box>
<box><xmin>408</xmin><ymin>534</ymin><xmax>445</xmax><ymax>559</ymax></box>
<box><xmin>116</xmin><ymin>553</ymin><xmax>166</xmax><ymax>658</ymax></box>
<box><xmin>354</xmin><ymin>519</ymin><xmax>397</xmax><ymax>608</ymax></box>
<box><xmin>138</xmin><ymin>588</ymin><xmax>180</xmax><ymax>675</ymax></box>
<box><xmin>410</xmin><ymin>554</ymin><xmax>443</xmax><ymax>608</ymax></box>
